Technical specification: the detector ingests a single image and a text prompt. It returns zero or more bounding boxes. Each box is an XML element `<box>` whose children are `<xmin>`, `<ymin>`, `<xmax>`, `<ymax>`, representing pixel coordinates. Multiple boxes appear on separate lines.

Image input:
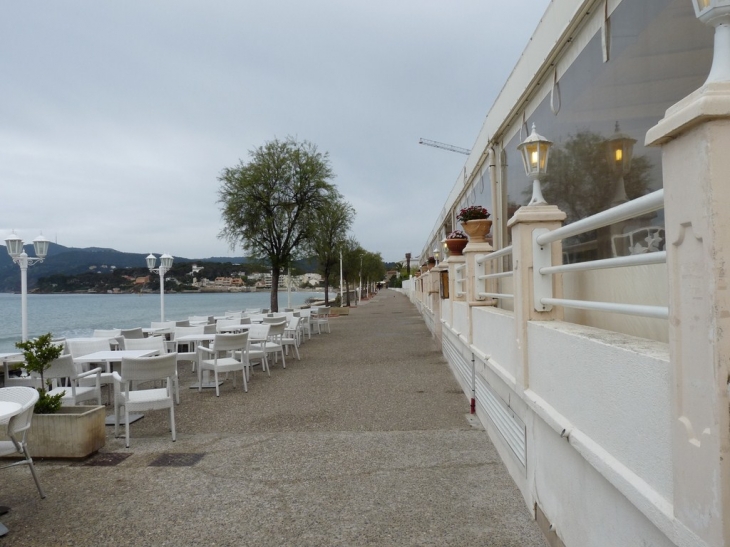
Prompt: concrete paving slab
<box><xmin>0</xmin><ymin>289</ymin><xmax>546</xmax><ymax>546</ymax></box>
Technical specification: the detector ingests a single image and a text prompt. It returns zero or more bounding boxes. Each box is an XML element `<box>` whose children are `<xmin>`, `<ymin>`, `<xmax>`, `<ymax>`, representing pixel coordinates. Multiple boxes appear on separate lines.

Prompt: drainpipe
<box><xmin>471</xmin><ymin>353</ymin><xmax>476</xmax><ymax>414</ymax></box>
<box><xmin>486</xmin><ymin>146</ymin><xmax>500</xmax><ymax>250</ymax></box>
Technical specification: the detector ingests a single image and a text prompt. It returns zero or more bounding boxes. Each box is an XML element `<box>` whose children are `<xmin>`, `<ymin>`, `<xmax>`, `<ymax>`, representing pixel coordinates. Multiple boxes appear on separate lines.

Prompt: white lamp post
<box><xmin>339</xmin><ymin>249</ymin><xmax>344</xmax><ymax>306</ymax></box>
<box><xmin>147</xmin><ymin>253</ymin><xmax>174</xmax><ymax>322</ymax></box>
<box><xmin>5</xmin><ymin>232</ymin><xmax>50</xmax><ymax>341</ymax></box>
<box><xmin>517</xmin><ymin>123</ymin><xmax>553</xmax><ymax>206</ymax></box>
<box><xmin>692</xmin><ymin>0</ymin><xmax>730</xmax><ymax>83</ymax></box>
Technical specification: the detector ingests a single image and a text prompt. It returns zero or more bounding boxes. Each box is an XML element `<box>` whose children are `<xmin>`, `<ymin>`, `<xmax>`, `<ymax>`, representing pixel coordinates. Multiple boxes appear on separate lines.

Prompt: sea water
<box><xmin>0</xmin><ymin>291</ymin><xmax>328</xmax><ymax>353</ymax></box>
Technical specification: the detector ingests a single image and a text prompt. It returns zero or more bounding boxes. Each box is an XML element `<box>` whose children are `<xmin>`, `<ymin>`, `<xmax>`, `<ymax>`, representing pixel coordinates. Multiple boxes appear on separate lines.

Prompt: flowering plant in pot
<box><xmin>456</xmin><ymin>206</ymin><xmax>490</xmax><ymax>222</ymax></box>
<box><xmin>457</xmin><ymin>206</ymin><xmax>492</xmax><ymax>243</ymax></box>
<box><xmin>445</xmin><ymin>230</ymin><xmax>469</xmax><ymax>256</ymax></box>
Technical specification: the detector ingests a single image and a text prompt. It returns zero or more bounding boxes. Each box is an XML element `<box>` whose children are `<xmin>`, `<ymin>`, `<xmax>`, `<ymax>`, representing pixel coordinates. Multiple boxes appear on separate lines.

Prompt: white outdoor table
<box><xmin>0</xmin><ymin>399</ymin><xmax>22</xmax><ymax>537</ymax></box>
<box><xmin>73</xmin><ymin>350</ymin><xmax>157</xmax><ymax>372</ymax></box>
<box><xmin>74</xmin><ymin>349</ymin><xmax>158</xmax><ymax>426</ymax></box>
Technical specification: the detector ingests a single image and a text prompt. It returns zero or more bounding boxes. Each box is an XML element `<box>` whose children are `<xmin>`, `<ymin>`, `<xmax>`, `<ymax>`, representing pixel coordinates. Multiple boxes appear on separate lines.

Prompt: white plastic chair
<box><xmin>297</xmin><ymin>309</ymin><xmax>313</xmax><ymax>340</ymax></box>
<box><xmin>0</xmin><ymin>387</ymin><xmax>45</xmax><ymax>498</ymax></box>
<box><xmin>216</xmin><ymin>318</ymin><xmax>242</xmax><ymax>332</ymax></box>
<box><xmin>113</xmin><ymin>353</ymin><xmax>177</xmax><ymax>448</ymax></box>
<box><xmin>197</xmin><ymin>333</ymin><xmax>250</xmax><ymax>397</ymax></box>
<box><xmin>245</xmin><ymin>324</ymin><xmax>270</xmax><ymax>376</ymax></box>
<box><xmin>171</xmin><ymin>326</ymin><xmax>206</xmax><ymax>370</ymax></box>
<box><xmin>123</xmin><ymin>336</ymin><xmax>178</xmax><ymax>404</ymax></box>
<box><xmin>42</xmin><ymin>354</ymin><xmax>102</xmax><ymax>406</ymax></box>
<box><xmin>283</xmin><ymin>317</ymin><xmax>301</xmax><ymax>361</ymax></box>
<box><xmin>264</xmin><ymin>321</ymin><xmax>287</xmax><ymax>369</ymax></box>
<box><xmin>312</xmin><ymin>307</ymin><xmax>331</xmax><ymax>334</ymax></box>
<box><xmin>67</xmin><ymin>338</ymin><xmax>115</xmax><ymax>402</ymax></box>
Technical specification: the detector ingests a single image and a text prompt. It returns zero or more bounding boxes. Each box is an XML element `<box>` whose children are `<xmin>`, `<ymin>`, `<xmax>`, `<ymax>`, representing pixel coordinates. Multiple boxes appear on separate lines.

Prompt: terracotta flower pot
<box><xmin>445</xmin><ymin>238</ymin><xmax>468</xmax><ymax>256</ymax></box>
<box><xmin>461</xmin><ymin>219</ymin><xmax>492</xmax><ymax>243</ymax></box>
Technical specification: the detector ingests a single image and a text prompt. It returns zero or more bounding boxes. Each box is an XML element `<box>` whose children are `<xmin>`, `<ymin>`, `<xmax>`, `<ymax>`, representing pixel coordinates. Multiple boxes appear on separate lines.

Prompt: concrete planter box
<box><xmin>330</xmin><ymin>307</ymin><xmax>350</xmax><ymax>316</ymax></box>
<box><xmin>27</xmin><ymin>405</ymin><xmax>106</xmax><ymax>459</ymax></box>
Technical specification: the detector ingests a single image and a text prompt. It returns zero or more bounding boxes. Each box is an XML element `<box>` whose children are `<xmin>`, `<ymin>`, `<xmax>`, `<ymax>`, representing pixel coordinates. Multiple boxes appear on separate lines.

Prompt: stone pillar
<box><xmin>507</xmin><ymin>204</ymin><xmax>566</xmax><ymax>388</ymax></box>
<box><xmin>462</xmin><ymin>239</ymin><xmax>495</xmax><ymax>345</ymax></box>
<box><xmin>646</xmin><ymin>82</ymin><xmax>730</xmax><ymax>546</ymax></box>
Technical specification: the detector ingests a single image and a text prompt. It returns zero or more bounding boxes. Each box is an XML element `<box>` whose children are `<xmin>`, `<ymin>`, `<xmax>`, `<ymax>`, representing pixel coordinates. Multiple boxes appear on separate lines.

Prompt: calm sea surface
<box><xmin>0</xmin><ymin>291</ymin><xmax>328</xmax><ymax>353</ymax></box>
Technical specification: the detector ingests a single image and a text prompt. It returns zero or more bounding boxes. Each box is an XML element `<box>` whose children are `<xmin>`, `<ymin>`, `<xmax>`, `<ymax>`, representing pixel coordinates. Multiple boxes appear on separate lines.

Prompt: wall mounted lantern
<box><xmin>607</xmin><ymin>122</ymin><xmax>636</xmax><ymax>205</ymax></box>
<box><xmin>517</xmin><ymin>123</ymin><xmax>552</xmax><ymax>206</ymax></box>
<box><xmin>692</xmin><ymin>0</ymin><xmax>730</xmax><ymax>82</ymax></box>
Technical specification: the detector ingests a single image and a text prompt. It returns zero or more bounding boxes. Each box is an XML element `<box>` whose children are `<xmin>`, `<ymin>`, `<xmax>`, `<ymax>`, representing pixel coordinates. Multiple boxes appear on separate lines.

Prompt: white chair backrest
<box><xmin>217</xmin><ymin>318</ymin><xmax>242</xmax><ymax>330</ymax></box>
<box><xmin>120</xmin><ymin>353</ymin><xmax>177</xmax><ymax>384</ymax></box>
<box><xmin>94</xmin><ymin>329</ymin><xmax>121</xmax><ymax>338</ymax></box>
<box><xmin>67</xmin><ymin>338</ymin><xmax>111</xmax><ymax>358</ymax></box>
<box><xmin>188</xmin><ymin>315</ymin><xmax>213</xmax><ymax>324</ymax></box>
<box><xmin>43</xmin><ymin>354</ymin><xmax>82</xmax><ymax>381</ymax></box>
<box><xmin>0</xmin><ymin>387</ymin><xmax>39</xmax><ymax>434</ymax></box>
<box><xmin>212</xmin><ymin>332</ymin><xmax>248</xmax><ymax>353</ymax></box>
<box><xmin>248</xmin><ymin>323</ymin><xmax>270</xmax><ymax>341</ymax></box>
<box><xmin>175</xmin><ymin>320</ymin><xmax>190</xmax><ymax>327</ymax></box>
<box><xmin>124</xmin><ymin>336</ymin><xmax>166</xmax><ymax>354</ymax></box>
<box><xmin>298</xmin><ymin>309</ymin><xmax>311</xmax><ymax>318</ymax></box>
<box><xmin>240</xmin><ymin>316</ymin><xmax>251</xmax><ymax>325</ymax></box>
<box><xmin>268</xmin><ymin>322</ymin><xmax>286</xmax><ymax>338</ymax></box>
<box><xmin>151</xmin><ymin>321</ymin><xmax>176</xmax><ymax>329</ymax></box>
<box><xmin>174</xmin><ymin>325</ymin><xmax>205</xmax><ymax>339</ymax></box>
<box><xmin>121</xmin><ymin>327</ymin><xmax>144</xmax><ymax>339</ymax></box>
<box><xmin>286</xmin><ymin>317</ymin><xmax>301</xmax><ymax>332</ymax></box>
<box><xmin>263</xmin><ymin>316</ymin><xmax>287</xmax><ymax>325</ymax></box>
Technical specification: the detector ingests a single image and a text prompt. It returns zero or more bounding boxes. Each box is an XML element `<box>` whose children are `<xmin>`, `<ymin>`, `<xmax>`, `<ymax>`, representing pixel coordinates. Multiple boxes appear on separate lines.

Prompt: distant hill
<box><xmin>0</xmin><ymin>243</ymin><xmax>317</xmax><ymax>292</ymax></box>
<box><xmin>0</xmin><ymin>243</ymin><xmax>253</xmax><ymax>292</ymax></box>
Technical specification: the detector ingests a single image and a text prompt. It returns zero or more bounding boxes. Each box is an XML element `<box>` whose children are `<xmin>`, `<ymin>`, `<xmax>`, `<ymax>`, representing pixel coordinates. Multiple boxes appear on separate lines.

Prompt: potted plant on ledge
<box><xmin>14</xmin><ymin>333</ymin><xmax>105</xmax><ymax>459</ymax></box>
<box><xmin>445</xmin><ymin>230</ymin><xmax>469</xmax><ymax>256</ymax></box>
<box><xmin>457</xmin><ymin>205</ymin><xmax>491</xmax><ymax>243</ymax></box>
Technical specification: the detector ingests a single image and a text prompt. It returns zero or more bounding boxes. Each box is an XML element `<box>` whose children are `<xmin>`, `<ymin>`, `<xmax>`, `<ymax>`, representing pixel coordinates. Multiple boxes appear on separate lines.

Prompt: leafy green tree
<box><xmin>361</xmin><ymin>251</ymin><xmax>386</xmax><ymax>296</ymax></box>
<box><xmin>15</xmin><ymin>333</ymin><xmax>64</xmax><ymax>414</ymax></box>
<box><xmin>218</xmin><ymin>137</ymin><xmax>338</xmax><ymax>311</ymax></box>
<box><xmin>307</xmin><ymin>198</ymin><xmax>355</xmax><ymax>306</ymax></box>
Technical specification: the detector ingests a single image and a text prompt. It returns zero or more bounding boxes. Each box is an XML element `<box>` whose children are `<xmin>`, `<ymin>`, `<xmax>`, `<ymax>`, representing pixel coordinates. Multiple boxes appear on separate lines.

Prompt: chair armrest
<box><xmin>198</xmin><ymin>346</ymin><xmax>215</xmax><ymax>356</ymax></box>
<box><xmin>111</xmin><ymin>371</ymin><xmax>123</xmax><ymax>383</ymax></box>
<box><xmin>77</xmin><ymin>367</ymin><xmax>102</xmax><ymax>379</ymax></box>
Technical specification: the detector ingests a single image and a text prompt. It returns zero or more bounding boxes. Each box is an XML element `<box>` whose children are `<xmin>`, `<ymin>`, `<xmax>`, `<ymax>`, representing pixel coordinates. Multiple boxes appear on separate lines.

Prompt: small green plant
<box><xmin>15</xmin><ymin>333</ymin><xmax>65</xmax><ymax>414</ymax></box>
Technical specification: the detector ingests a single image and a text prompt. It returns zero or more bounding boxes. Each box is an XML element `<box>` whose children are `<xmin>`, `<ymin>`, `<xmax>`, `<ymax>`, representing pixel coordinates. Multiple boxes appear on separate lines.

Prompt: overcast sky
<box><xmin>0</xmin><ymin>1</ymin><xmax>550</xmax><ymax>263</ymax></box>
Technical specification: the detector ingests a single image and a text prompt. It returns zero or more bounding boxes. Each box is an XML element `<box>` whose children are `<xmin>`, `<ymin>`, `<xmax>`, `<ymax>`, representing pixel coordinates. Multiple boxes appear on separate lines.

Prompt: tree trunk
<box><xmin>270</xmin><ymin>268</ymin><xmax>280</xmax><ymax>312</ymax></box>
<box><xmin>323</xmin><ymin>265</ymin><xmax>331</xmax><ymax>306</ymax></box>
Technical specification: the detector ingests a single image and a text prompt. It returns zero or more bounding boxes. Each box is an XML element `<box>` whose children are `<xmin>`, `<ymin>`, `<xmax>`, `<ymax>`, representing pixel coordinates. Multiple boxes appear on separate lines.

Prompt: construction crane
<box><xmin>418</xmin><ymin>138</ymin><xmax>470</xmax><ymax>156</ymax></box>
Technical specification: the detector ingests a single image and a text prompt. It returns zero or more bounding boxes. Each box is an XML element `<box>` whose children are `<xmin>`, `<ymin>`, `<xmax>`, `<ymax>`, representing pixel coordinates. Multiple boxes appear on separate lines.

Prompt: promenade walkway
<box><xmin>2</xmin><ymin>289</ymin><xmax>546</xmax><ymax>546</ymax></box>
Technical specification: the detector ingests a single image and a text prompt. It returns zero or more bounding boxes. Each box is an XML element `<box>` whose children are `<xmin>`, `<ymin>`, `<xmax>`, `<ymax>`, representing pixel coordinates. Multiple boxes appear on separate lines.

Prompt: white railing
<box><xmin>475</xmin><ymin>246</ymin><xmax>514</xmax><ymax>300</ymax></box>
<box><xmin>533</xmin><ymin>189</ymin><xmax>668</xmax><ymax>319</ymax></box>
<box><xmin>455</xmin><ymin>263</ymin><xmax>467</xmax><ymax>297</ymax></box>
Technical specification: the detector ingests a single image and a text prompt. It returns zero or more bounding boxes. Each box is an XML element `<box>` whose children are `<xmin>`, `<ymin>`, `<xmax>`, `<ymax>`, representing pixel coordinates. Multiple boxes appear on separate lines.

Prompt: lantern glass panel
<box><xmin>146</xmin><ymin>254</ymin><xmax>157</xmax><ymax>270</ymax></box>
<box><xmin>32</xmin><ymin>235</ymin><xmax>50</xmax><ymax>258</ymax></box>
<box><xmin>161</xmin><ymin>254</ymin><xmax>174</xmax><ymax>269</ymax></box>
<box><xmin>5</xmin><ymin>235</ymin><xmax>24</xmax><ymax>258</ymax></box>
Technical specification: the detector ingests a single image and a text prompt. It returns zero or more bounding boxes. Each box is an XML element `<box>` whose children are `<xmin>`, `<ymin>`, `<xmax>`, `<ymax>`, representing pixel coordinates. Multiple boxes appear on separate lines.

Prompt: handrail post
<box><xmin>507</xmin><ymin>204</ymin><xmax>566</xmax><ymax>388</ymax></box>
<box><xmin>463</xmin><ymin>236</ymin><xmax>495</xmax><ymax>345</ymax></box>
<box><xmin>646</xmin><ymin>81</ymin><xmax>730</xmax><ymax>545</ymax></box>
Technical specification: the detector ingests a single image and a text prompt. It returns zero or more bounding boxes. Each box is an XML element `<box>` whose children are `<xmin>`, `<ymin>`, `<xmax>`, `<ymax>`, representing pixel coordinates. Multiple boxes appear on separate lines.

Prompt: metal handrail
<box><xmin>532</xmin><ymin>190</ymin><xmax>668</xmax><ymax>319</ymax></box>
<box><xmin>536</xmin><ymin>190</ymin><xmax>664</xmax><ymax>246</ymax></box>
<box><xmin>475</xmin><ymin>246</ymin><xmax>514</xmax><ymax>301</ymax></box>
<box><xmin>455</xmin><ymin>263</ymin><xmax>467</xmax><ymax>297</ymax></box>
